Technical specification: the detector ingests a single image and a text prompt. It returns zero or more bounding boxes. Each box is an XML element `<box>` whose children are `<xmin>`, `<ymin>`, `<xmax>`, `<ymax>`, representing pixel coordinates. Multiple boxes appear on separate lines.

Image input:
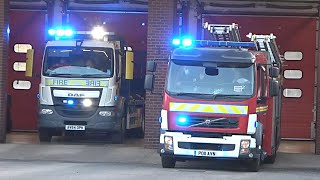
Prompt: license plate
<box><xmin>65</xmin><ymin>125</ymin><xmax>85</xmax><ymax>131</ymax></box>
<box><xmin>195</xmin><ymin>150</ymin><xmax>215</xmax><ymax>157</ymax></box>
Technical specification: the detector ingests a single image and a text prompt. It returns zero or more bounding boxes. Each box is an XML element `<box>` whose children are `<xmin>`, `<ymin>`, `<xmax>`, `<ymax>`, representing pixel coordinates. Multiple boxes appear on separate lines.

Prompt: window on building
<box><xmin>13</xmin><ymin>62</ymin><xmax>27</xmax><ymax>72</ymax></box>
<box><xmin>284</xmin><ymin>51</ymin><xmax>303</xmax><ymax>61</ymax></box>
<box><xmin>284</xmin><ymin>70</ymin><xmax>303</xmax><ymax>79</ymax></box>
<box><xmin>13</xmin><ymin>80</ymin><xmax>31</xmax><ymax>90</ymax></box>
<box><xmin>14</xmin><ymin>44</ymin><xmax>32</xmax><ymax>53</ymax></box>
<box><xmin>283</xmin><ymin>88</ymin><xmax>302</xmax><ymax>98</ymax></box>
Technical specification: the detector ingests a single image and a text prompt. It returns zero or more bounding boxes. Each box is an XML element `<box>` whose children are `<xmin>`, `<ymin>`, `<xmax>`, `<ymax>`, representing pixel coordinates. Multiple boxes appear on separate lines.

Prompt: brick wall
<box><xmin>144</xmin><ymin>0</ymin><xmax>177</xmax><ymax>149</ymax></box>
<box><xmin>0</xmin><ymin>0</ymin><xmax>9</xmax><ymax>143</ymax></box>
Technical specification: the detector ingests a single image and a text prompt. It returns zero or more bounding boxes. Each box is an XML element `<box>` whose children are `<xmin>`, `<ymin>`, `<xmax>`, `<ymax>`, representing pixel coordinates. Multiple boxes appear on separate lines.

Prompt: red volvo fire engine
<box><xmin>145</xmin><ymin>23</ymin><xmax>283</xmax><ymax>172</ymax></box>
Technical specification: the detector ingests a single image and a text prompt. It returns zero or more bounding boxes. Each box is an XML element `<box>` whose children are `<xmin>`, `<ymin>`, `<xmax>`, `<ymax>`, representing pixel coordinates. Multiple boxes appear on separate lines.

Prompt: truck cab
<box><xmin>26</xmin><ymin>26</ymin><xmax>145</xmax><ymax>143</ymax></box>
<box><xmin>145</xmin><ymin>39</ymin><xmax>281</xmax><ymax>171</ymax></box>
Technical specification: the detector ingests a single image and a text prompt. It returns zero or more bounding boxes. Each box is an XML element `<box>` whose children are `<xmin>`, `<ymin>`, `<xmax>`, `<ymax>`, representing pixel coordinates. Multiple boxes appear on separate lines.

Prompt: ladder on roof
<box><xmin>246</xmin><ymin>33</ymin><xmax>283</xmax><ymax>67</ymax></box>
<box><xmin>203</xmin><ymin>22</ymin><xmax>241</xmax><ymax>42</ymax></box>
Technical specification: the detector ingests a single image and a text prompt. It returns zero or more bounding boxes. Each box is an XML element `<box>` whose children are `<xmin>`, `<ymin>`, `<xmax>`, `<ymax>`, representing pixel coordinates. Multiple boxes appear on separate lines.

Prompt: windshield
<box><xmin>166</xmin><ymin>60</ymin><xmax>254</xmax><ymax>99</ymax></box>
<box><xmin>43</xmin><ymin>47</ymin><xmax>114</xmax><ymax>78</ymax></box>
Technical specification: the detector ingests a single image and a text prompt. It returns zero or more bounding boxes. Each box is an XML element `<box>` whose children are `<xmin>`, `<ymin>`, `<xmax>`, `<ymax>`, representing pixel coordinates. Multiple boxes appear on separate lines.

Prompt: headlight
<box><xmin>241</xmin><ymin>140</ymin><xmax>250</xmax><ymax>149</ymax></box>
<box><xmin>82</xmin><ymin>99</ymin><xmax>92</xmax><ymax>107</ymax></box>
<box><xmin>240</xmin><ymin>140</ymin><xmax>251</xmax><ymax>154</ymax></box>
<box><xmin>164</xmin><ymin>136</ymin><xmax>174</xmax><ymax>151</ymax></box>
<box><xmin>40</xmin><ymin>109</ymin><xmax>53</xmax><ymax>115</ymax></box>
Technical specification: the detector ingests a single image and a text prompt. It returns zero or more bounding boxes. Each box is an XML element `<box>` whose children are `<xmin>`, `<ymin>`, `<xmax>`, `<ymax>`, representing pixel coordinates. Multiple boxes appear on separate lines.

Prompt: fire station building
<box><xmin>0</xmin><ymin>0</ymin><xmax>320</xmax><ymax>154</ymax></box>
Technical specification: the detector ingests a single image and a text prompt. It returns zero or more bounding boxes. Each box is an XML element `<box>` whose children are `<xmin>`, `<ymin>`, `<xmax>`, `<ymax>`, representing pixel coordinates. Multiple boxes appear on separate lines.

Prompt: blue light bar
<box><xmin>196</xmin><ymin>40</ymin><xmax>256</xmax><ymax>48</ymax></box>
<box><xmin>172</xmin><ymin>38</ymin><xmax>181</xmax><ymax>46</ymax></box>
<box><xmin>172</xmin><ymin>37</ymin><xmax>193</xmax><ymax>47</ymax></box>
<box><xmin>182</xmin><ymin>38</ymin><xmax>193</xmax><ymax>47</ymax></box>
<box><xmin>172</xmin><ymin>38</ymin><xmax>257</xmax><ymax>49</ymax></box>
<box><xmin>64</xmin><ymin>29</ymin><xmax>74</xmax><ymax>37</ymax></box>
<box><xmin>48</xmin><ymin>29</ymin><xmax>56</xmax><ymax>36</ymax></box>
<box><xmin>48</xmin><ymin>27</ymin><xmax>74</xmax><ymax>38</ymax></box>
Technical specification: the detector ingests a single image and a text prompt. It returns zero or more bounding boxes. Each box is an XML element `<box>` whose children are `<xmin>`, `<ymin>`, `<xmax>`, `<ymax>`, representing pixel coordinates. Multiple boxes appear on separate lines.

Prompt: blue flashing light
<box><xmin>182</xmin><ymin>38</ymin><xmax>193</xmax><ymax>47</ymax></box>
<box><xmin>172</xmin><ymin>37</ymin><xmax>193</xmax><ymax>47</ymax></box>
<box><xmin>56</xmin><ymin>29</ymin><xmax>65</xmax><ymax>37</ymax></box>
<box><xmin>67</xmin><ymin>99</ymin><xmax>74</xmax><ymax>105</ymax></box>
<box><xmin>64</xmin><ymin>29</ymin><xmax>74</xmax><ymax>37</ymax></box>
<box><xmin>7</xmin><ymin>26</ymin><xmax>10</xmax><ymax>35</ymax></box>
<box><xmin>177</xmin><ymin>116</ymin><xmax>188</xmax><ymax>125</ymax></box>
<box><xmin>48</xmin><ymin>27</ymin><xmax>74</xmax><ymax>38</ymax></box>
<box><xmin>172</xmin><ymin>38</ymin><xmax>181</xmax><ymax>46</ymax></box>
<box><xmin>48</xmin><ymin>29</ymin><xmax>56</xmax><ymax>36</ymax></box>
<box><xmin>254</xmin><ymin>121</ymin><xmax>259</xmax><ymax>128</ymax></box>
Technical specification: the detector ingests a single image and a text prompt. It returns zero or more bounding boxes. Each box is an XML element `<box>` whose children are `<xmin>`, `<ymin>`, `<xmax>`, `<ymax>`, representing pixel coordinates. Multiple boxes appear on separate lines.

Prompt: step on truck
<box><xmin>25</xmin><ymin>26</ymin><xmax>145</xmax><ymax>143</ymax></box>
<box><xmin>144</xmin><ymin>23</ymin><xmax>282</xmax><ymax>171</ymax></box>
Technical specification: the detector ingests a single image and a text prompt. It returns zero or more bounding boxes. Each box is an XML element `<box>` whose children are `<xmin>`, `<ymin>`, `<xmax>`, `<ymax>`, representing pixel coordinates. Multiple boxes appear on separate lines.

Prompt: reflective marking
<box><xmin>256</xmin><ymin>106</ymin><xmax>268</xmax><ymax>113</ymax></box>
<box><xmin>169</xmin><ymin>102</ymin><xmax>248</xmax><ymax>115</ymax></box>
<box><xmin>45</xmin><ymin>79</ymin><xmax>108</xmax><ymax>87</ymax></box>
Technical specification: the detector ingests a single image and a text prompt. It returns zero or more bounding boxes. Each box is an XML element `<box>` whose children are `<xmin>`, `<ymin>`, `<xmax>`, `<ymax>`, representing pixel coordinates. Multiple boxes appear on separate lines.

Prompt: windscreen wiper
<box><xmin>49</xmin><ymin>73</ymin><xmax>81</xmax><ymax>77</ymax></box>
<box><xmin>212</xmin><ymin>94</ymin><xmax>251</xmax><ymax>100</ymax></box>
<box><xmin>171</xmin><ymin>92</ymin><xmax>215</xmax><ymax>99</ymax></box>
<box><xmin>80</xmin><ymin>74</ymin><xmax>109</xmax><ymax>78</ymax></box>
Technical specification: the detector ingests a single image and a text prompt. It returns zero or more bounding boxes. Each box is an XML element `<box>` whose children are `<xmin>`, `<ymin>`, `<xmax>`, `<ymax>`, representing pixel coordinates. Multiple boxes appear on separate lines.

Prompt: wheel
<box><xmin>111</xmin><ymin>117</ymin><xmax>125</xmax><ymax>144</ymax></box>
<box><xmin>248</xmin><ymin>157</ymin><xmax>261</xmax><ymax>172</ymax></box>
<box><xmin>111</xmin><ymin>132</ymin><xmax>124</xmax><ymax>144</ymax></box>
<box><xmin>136</xmin><ymin>111</ymin><xmax>145</xmax><ymax>138</ymax></box>
<box><xmin>161</xmin><ymin>156</ymin><xmax>176</xmax><ymax>168</ymax></box>
<box><xmin>264</xmin><ymin>150</ymin><xmax>277</xmax><ymax>164</ymax></box>
<box><xmin>38</xmin><ymin>130</ymin><xmax>52</xmax><ymax>142</ymax></box>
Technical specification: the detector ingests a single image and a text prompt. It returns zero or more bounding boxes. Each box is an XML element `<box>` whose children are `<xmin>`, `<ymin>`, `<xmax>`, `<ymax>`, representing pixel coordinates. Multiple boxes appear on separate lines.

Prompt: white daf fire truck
<box><xmin>25</xmin><ymin>26</ymin><xmax>145</xmax><ymax>143</ymax></box>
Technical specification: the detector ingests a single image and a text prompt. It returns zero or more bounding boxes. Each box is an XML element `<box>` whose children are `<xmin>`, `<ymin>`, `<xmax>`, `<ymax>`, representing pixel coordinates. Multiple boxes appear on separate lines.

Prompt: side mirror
<box><xmin>25</xmin><ymin>49</ymin><xmax>34</xmax><ymax>77</ymax></box>
<box><xmin>125</xmin><ymin>51</ymin><xmax>134</xmax><ymax>80</ymax></box>
<box><xmin>269</xmin><ymin>67</ymin><xmax>280</xmax><ymax>78</ymax></box>
<box><xmin>144</xmin><ymin>74</ymin><xmax>155</xmax><ymax>91</ymax></box>
<box><xmin>146</xmin><ymin>61</ymin><xmax>157</xmax><ymax>72</ymax></box>
<box><xmin>270</xmin><ymin>79</ymin><xmax>279</xmax><ymax>97</ymax></box>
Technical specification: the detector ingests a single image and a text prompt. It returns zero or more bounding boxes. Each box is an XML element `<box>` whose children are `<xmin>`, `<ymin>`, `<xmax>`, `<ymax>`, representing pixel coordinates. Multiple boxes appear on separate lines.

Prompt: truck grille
<box><xmin>183</xmin><ymin>117</ymin><xmax>239</xmax><ymax>129</ymax></box>
<box><xmin>178</xmin><ymin>142</ymin><xmax>235</xmax><ymax>151</ymax></box>
<box><xmin>51</xmin><ymin>88</ymin><xmax>102</xmax><ymax>118</ymax></box>
<box><xmin>54</xmin><ymin>99</ymin><xmax>99</xmax><ymax>118</ymax></box>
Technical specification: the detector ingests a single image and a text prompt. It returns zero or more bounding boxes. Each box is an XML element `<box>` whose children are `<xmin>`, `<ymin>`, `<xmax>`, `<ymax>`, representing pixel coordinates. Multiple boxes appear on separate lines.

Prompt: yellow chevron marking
<box><xmin>202</xmin><ymin>105</ymin><xmax>215</xmax><ymax>113</ymax></box>
<box><xmin>230</xmin><ymin>106</ymin><xmax>241</xmax><ymax>114</ymax></box>
<box><xmin>217</xmin><ymin>105</ymin><xmax>228</xmax><ymax>114</ymax></box>
<box><xmin>176</xmin><ymin>103</ymin><xmax>187</xmax><ymax>111</ymax></box>
<box><xmin>189</xmin><ymin>104</ymin><xmax>201</xmax><ymax>112</ymax></box>
<box><xmin>169</xmin><ymin>102</ymin><xmax>248</xmax><ymax>115</ymax></box>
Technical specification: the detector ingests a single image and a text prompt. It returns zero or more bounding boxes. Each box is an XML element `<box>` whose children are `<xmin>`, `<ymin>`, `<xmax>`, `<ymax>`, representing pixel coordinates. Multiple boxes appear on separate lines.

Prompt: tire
<box><xmin>112</xmin><ymin>117</ymin><xmax>125</xmax><ymax>144</ymax></box>
<box><xmin>248</xmin><ymin>157</ymin><xmax>261</xmax><ymax>172</ymax></box>
<box><xmin>136</xmin><ymin>111</ymin><xmax>145</xmax><ymax>138</ymax></box>
<box><xmin>265</xmin><ymin>150</ymin><xmax>277</xmax><ymax>164</ymax></box>
<box><xmin>161</xmin><ymin>156</ymin><xmax>176</xmax><ymax>168</ymax></box>
<box><xmin>38</xmin><ymin>130</ymin><xmax>52</xmax><ymax>142</ymax></box>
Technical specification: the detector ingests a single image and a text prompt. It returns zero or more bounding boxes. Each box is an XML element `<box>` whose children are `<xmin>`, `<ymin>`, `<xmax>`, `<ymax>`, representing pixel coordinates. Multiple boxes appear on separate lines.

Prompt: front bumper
<box><xmin>159</xmin><ymin>131</ymin><xmax>259</xmax><ymax>160</ymax></box>
<box><xmin>38</xmin><ymin>105</ymin><xmax>121</xmax><ymax>133</ymax></box>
